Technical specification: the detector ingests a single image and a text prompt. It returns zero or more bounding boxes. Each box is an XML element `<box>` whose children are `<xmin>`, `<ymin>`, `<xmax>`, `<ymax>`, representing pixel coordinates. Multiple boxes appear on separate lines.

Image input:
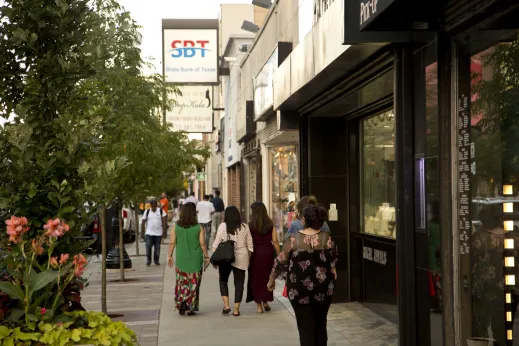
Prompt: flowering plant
<box><xmin>0</xmin><ymin>216</ymin><xmax>89</xmax><ymax>328</ymax></box>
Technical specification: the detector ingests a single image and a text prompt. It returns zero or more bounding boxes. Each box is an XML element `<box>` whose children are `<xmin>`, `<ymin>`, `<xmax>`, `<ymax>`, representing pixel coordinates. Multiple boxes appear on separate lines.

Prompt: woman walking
<box><xmin>268</xmin><ymin>204</ymin><xmax>338</xmax><ymax>346</ymax></box>
<box><xmin>167</xmin><ymin>202</ymin><xmax>210</xmax><ymax>316</ymax></box>
<box><xmin>286</xmin><ymin>196</ymin><xmax>330</xmax><ymax>239</ymax></box>
<box><xmin>246</xmin><ymin>202</ymin><xmax>281</xmax><ymax>313</ymax></box>
<box><xmin>213</xmin><ymin>206</ymin><xmax>253</xmax><ymax>316</ymax></box>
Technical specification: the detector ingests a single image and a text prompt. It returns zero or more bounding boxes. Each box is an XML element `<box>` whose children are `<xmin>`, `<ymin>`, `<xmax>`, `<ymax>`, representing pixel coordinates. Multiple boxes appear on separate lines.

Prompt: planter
<box><xmin>466</xmin><ymin>337</ymin><xmax>497</xmax><ymax>346</ymax></box>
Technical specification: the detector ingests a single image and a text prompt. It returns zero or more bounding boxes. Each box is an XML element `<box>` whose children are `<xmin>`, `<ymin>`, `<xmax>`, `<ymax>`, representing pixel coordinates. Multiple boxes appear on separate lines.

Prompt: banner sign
<box><xmin>163</xmin><ymin>29</ymin><xmax>218</xmax><ymax>83</ymax></box>
<box><xmin>166</xmin><ymin>85</ymin><xmax>213</xmax><ymax>133</ymax></box>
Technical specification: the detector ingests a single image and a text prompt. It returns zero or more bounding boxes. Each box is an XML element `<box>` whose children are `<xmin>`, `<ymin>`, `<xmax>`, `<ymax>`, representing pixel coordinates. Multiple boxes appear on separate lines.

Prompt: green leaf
<box><xmin>7</xmin><ymin>309</ymin><xmax>24</xmax><ymax>323</ymax></box>
<box><xmin>12</xmin><ymin>328</ymin><xmax>39</xmax><ymax>341</ymax></box>
<box><xmin>70</xmin><ymin>329</ymin><xmax>81</xmax><ymax>342</ymax></box>
<box><xmin>0</xmin><ymin>282</ymin><xmax>24</xmax><ymax>300</ymax></box>
<box><xmin>30</xmin><ymin>271</ymin><xmax>60</xmax><ymax>292</ymax></box>
<box><xmin>3</xmin><ymin>336</ymin><xmax>14</xmax><ymax>346</ymax></box>
<box><xmin>0</xmin><ymin>326</ymin><xmax>11</xmax><ymax>339</ymax></box>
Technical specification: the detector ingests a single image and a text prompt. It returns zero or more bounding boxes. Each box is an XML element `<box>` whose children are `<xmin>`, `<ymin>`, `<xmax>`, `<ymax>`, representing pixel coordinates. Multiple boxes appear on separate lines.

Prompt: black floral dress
<box><xmin>271</xmin><ymin>231</ymin><xmax>338</xmax><ymax>305</ymax></box>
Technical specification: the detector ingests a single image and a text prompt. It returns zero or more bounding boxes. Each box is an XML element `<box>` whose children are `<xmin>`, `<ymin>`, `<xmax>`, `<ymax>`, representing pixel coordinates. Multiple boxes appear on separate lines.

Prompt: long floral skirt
<box><xmin>175</xmin><ymin>268</ymin><xmax>200</xmax><ymax>311</ymax></box>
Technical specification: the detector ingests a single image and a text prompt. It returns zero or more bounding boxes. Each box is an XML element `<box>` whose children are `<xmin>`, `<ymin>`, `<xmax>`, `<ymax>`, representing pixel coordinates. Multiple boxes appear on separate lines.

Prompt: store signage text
<box><xmin>363</xmin><ymin>246</ymin><xmax>387</xmax><ymax>265</ymax></box>
<box><xmin>166</xmin><ymin>86</ymin><xmax>213</xmax><ymax>133</ymax></box>
<box><xmin>360</xmin><ymin>0</ymin><xmax>378</xmax><ymax>26</ymax></box>
<box><xmin>163</xmin><ymin>29</ymin><xmax>218</xmax><ymax>83</ymax></box>
<box><xmin>170</xmin><ymin>40</ymin><xmax>210</xmax><ymax>58</ymax></box>
<box><xmin>313</xmin><ymin>0</ymin><xmax>335</xmax><ymax>25</ymax></box>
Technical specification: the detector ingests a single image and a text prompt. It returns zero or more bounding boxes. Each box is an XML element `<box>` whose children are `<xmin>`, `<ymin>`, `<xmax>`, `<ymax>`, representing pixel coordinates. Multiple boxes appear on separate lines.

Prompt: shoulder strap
<box><xmin>145</xmin><ymin>209</ymin><xmax>150</xmax><ymax>218</ymax></box>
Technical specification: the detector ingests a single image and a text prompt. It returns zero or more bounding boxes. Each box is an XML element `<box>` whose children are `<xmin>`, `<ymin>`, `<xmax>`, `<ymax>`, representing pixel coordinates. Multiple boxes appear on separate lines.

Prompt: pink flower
<box><xmin>43</xmin><ymin>218</ymin><xmax>70</xmax><ymax>238</ymax></box>
<box><xmin>49</xmin><ymin>257</ymin><xmax>59</xmax><ymax>268</ymax></box>
<box><xmin>59</xmin><ymin>254</ymin><xmax>69</xmax><ymax>265</ymax></box>
<box><xmin>32</xmin><ymin>238</ymin><xmax>44</xmax><ymax>255</ymax></box>
<box><xmin>41</xmin><ymin>307</ymin><xmax>47</xmax><ymax>315</ymax></box>
<box><xmin>5</xmin><ymin>216</ymin><xmax>29</xmax><ymax>243</ymax></box>
<box><xmin>73</xmin><ymin>254</ymin><xmax>87</xmax><ymax>277</ymax></box>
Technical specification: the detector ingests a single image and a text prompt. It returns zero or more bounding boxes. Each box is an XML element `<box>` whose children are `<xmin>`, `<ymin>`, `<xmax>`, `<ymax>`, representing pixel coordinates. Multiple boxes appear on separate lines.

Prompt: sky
<box><xmin>119</xmin><ymin>0</ymin><xmax>253</xmax><ymax>75</ymax></box>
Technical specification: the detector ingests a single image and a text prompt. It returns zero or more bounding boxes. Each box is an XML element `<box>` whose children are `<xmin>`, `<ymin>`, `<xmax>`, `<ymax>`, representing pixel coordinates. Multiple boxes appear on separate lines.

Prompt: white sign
<box><xmin>253</xmin><ymin>48</ymin><xmax>277</xmax><ymax>120</ymax></box>
<box><xmin>363</xmin><ymin>246</ymin><xmax>387</xmax><ymax>265</ymax></box>
<box><xmin>163</xmin><ymin>29</ymin><xmax>218</xmax><ymax>83</ymax></box>
<box><xmin>166</xmin><ymin>86</ymin><xmax>213</xmax><ymax>133</ymax></box>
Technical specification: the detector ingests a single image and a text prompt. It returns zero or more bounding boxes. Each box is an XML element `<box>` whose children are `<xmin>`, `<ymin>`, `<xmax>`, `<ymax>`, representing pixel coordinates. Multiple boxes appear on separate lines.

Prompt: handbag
<box><xmin>210</xmin><ymin>233</ymin><xmax>235</xmax><ymax>266</ymax></box>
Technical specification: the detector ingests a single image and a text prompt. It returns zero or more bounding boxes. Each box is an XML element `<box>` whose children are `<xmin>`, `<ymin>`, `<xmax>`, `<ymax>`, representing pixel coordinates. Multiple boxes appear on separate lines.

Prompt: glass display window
<box><xmin>270</xmin><ymin>145</ymin><xmax>299</xmax><ymax>242</ymax></box>
<box><xmin>360</xmin><ymin>110</ymin><xmax>397</xmax><ymax>239</ymax></box>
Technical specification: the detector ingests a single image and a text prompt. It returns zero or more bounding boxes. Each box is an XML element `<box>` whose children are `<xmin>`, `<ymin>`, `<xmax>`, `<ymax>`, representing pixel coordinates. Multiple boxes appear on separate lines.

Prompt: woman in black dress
<box><xmin>268</xmin><ymin>204</ymin><xmax>338</xmax><ymax>346</ymax></box>
<box><xmin>247</xmin><ymin>202</ymin><xmax>281</xmax><ymax>313</ymax></box>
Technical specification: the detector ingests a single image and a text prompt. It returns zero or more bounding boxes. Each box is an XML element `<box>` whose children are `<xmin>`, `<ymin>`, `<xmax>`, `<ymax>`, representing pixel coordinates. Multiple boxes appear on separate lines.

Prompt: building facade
<box><xmin>213</xmin><ymin>0</ymin><xmax>519</xmax><ymax>345</ymax></box>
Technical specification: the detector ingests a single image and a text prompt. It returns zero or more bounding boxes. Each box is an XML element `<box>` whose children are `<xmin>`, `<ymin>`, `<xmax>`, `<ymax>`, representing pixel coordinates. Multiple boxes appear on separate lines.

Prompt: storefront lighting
<box><xmin>504</xmin><ymin>220</ymin><xmax>514</xmax><ymax>231</ymax></box>
<box><xmin>275</xmin><ymin>152</ymin><xmax>280</xmax><ymax>158</ymax></box>
<box><xmin>505</xmin><ymin>257</ymin><xmax>515</xmax><ymax>267</ymax></box>
<box><xmin>504</xmin><ymin>185</ymin><xmax>514</xmax><ymax>195</ymax></box>
<box><xmin>507</xmin><ymin>293</ymin><xmax>512</xmax><ymax>303</ymax></box>
<box><xmin>508</xmin><ymin>330</ymin><xmax>513</xmax><ymax>340</ymax></box>
<box><xmin>505</xmin><ymin>275</ymin><xmax>515</xmax><ymax>286</ymax></box>
<box><xmin>507</xmin><ymin>311</ymin><xmax>513</xmax><ymax>322</ymax></box>
<box><xmin>504</xmin><ymin>202</ymin><xmax>514</xmax><ymax>213</ymax></box>
<box><xmin>505</xmin><ymin>239</ymin><xmax>514</xmax><ymax>249</ymax></box>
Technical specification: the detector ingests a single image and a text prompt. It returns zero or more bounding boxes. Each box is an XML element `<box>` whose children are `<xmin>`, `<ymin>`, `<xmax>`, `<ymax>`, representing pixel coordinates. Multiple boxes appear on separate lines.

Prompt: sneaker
<box><xmin>146</xmin><ymin>262</ymin><xmax>151</xmax><ymax>266</ymax></box>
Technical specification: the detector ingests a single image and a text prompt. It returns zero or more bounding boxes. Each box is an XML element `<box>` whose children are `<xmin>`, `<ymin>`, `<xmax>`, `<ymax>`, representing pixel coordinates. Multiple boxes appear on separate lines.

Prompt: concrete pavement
<box><xmin>81</xmin><ymin>239</ymin><xmax>398</xmax><ymax>346</ymax></box>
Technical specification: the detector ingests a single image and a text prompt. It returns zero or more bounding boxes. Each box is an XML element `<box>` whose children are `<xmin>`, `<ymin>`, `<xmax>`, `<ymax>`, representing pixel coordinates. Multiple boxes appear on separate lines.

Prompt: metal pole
<box><xmin>101</xmin><ymin>206</ymin><xmax>107</xmax><ymax>314</ymax></box>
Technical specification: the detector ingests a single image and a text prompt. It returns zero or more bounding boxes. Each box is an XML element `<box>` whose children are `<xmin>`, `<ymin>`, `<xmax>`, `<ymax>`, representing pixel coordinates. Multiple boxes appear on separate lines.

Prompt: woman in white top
<box><xmin>213</xmin><ymin>206</ymin><xmax>253</xmax><ymax>316</ymax></box>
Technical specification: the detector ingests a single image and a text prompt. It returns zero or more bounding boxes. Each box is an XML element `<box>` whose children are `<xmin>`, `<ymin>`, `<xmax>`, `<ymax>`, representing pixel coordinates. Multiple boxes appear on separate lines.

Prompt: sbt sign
<box><xmin>170</xmin><ymin>40</ymin><xmax>211</xmax><ymax>58</ymax></box>
<box><xmin>163</xmin><ymin>29</ymin><xmax>218</xmax><ymax>83</ymax></box>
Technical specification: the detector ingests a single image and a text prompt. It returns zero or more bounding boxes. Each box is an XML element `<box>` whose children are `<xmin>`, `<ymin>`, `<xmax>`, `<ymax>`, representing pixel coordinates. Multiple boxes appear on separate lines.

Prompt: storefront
<box><xmin>241</xmin><ymin>139</ymin><xmax>262</xmax><ymax>222</ymax></box>
<box><xmin>269</xmin><ymin>143</ymin><xmax>299</xmax><ymax>241</ymax></box>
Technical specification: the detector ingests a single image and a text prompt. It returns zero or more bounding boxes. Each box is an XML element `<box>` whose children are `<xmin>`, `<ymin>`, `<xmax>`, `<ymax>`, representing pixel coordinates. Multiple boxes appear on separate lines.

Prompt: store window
<box><xmin>360</xmin><ymin>111</ymin><xmax>397</xmax><ymax>239</ymax></box>
<box><xmin>270</xmin><ymin>145</ymin><xmax>298</xmax><ymax>241</ymax></box>
<box><xmin>457</xmin><ymin>32</ymin><xmax>519</xmax><ymax>345</ymax></box>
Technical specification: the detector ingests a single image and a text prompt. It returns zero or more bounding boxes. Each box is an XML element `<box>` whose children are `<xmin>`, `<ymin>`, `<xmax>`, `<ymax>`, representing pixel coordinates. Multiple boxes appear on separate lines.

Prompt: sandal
<box><xmin>222</xmin><ymin>308</ymin><xmax>231</xmax><ymax>315</ymax></box>
<box><xmin>263</xmin><ymin>303</ymin><xmax>271</xmax><ymax>312</ymax></box>
<box><xmin>233</xmin><ymin>311</ymin><xmax>241</xmax><ymax>317</ymax></box>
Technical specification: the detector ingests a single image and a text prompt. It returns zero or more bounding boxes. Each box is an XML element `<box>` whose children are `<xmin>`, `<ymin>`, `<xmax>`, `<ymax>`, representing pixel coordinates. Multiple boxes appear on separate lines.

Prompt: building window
<box><xmin>270</xmin><ymin>145</ymin><xmax>298</xmax><ymax>242</ymax></box>
<box><xmin>360</xmin><ymin>111</ymin><xmax>397</xmax><ymax>239</ymax></box>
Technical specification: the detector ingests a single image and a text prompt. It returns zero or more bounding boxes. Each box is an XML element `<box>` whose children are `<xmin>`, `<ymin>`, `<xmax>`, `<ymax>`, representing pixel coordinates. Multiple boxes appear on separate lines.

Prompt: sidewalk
<box><xmin>82</xmin><ymin>241</ymin><xmax>167</xmax><ymax>346</ymax></box>
<box><xmin>82</xmin><ymin>240</ymin><xmax>398</xmax><ymax>346</ymax></box>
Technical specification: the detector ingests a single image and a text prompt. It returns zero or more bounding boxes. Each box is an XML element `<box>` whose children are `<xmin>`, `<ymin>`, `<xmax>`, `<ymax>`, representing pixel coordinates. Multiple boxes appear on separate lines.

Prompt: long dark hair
<box><xmin>177</xmin><ymin>202</ymin><xmax>197</xmax><ymax>228</ymax></box>
<box><xmin>249</xmin><ymin>202</ymin><xmax>273</xmax><ymax>235</ymax></box>
<box><xmin>224</xmin><ymin>206</ymin><xmax>243</xmax><ymax>235</ymax></box>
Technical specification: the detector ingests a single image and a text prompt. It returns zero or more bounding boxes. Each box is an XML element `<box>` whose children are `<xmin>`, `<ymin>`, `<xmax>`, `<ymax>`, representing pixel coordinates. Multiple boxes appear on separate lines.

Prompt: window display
<box><xmin>270</xmin><ymin>146</ymin><xmax>298</xmax><ymax>241</ymax></box>
<box><xmin>361</xmin><ymin>111</ymin><xmax>397</xmax><ymax>239</ymax></box>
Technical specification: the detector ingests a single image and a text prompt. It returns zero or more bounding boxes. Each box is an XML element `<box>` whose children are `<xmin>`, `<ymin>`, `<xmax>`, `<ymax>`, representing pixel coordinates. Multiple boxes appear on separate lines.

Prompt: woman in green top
<box><xmin>168</xmin><ymin>202</ymin><xmax>210</xmax><ymax>316</ymax></box>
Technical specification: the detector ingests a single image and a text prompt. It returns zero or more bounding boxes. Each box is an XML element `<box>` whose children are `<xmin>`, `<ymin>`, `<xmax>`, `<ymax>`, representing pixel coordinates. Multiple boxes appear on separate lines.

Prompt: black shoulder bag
<box><xmin>210</xmin><ymin>232</ymin><xmax>235</xmax><ymax>266</ymax></box>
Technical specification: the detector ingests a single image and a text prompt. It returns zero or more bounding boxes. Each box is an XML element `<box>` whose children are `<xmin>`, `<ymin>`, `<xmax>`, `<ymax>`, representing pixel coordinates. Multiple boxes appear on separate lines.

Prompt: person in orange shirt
<box><xmin>160</xmin><ymin>193</ymin><xmax>169</xmax><ymax>241</ymax></box>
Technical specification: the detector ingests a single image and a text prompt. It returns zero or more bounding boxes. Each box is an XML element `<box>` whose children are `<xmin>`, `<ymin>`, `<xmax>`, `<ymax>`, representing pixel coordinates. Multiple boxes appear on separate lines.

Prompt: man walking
<box><xmin>185</xmin><ymin>191</ymin><xmax>198</xmax><ymax>206</ymax></box>
<box><xmin>196</xmin><ymin>195</ymin><xmax>215</xmax><ymax>246</ymax></box>
<box><xmin>141</xmin><ymin>200</ymin><xmax>167</xmax><ymax>266</ymax></box>
<box><xmin>211</xmin><ymin>190</ymin><xmax>225</xmax><ymax>235</ymax></box>
<box><xmin>159</xmin><ymin>192</ymin><xmax>169</xmax><ymax>242</ymax></box>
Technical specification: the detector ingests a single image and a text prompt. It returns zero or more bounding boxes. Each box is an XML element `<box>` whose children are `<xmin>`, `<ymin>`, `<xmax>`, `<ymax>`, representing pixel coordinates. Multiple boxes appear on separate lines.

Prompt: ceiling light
<box><xmin>241</xmin><ymin>20</ymin><xmax>259</xmax><ymax>33</ymax></box>
<box><xmin>224</xmin><ymin>57</ymin><xmax>237</xmax><ymax>62</ymax></box>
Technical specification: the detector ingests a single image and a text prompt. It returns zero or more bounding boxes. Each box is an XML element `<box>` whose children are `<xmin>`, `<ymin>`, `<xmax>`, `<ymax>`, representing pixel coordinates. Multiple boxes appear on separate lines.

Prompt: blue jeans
<box><xmin>145</xmin><ymin>235</ymin><xmax>161</xmax><ymax>264</ymax></box>
<box><xmin>201</xmin><ymin>222</ymin><xmax>212</xmax><ymax>248</ymax></box>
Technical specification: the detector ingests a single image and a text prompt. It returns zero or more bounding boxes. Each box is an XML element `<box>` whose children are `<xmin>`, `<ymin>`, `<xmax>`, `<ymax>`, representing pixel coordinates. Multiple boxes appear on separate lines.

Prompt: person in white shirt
<box><xmin>197</xmin><ymin>195</ymin><xmax>215</xmax><ymax>246</ymax></box>
<box><xmin>141</xmin><ymin>200</ymin><xmax>167</xmax><ymax>266</ymax></box>
<box><xmin>185</xmin><ymin>192</ymin><xmax>198</xmax><ymax>206</ymax></box>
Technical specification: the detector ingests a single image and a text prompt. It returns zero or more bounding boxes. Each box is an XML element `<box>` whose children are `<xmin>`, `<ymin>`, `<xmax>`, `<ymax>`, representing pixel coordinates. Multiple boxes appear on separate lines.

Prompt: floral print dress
<box><xmin>271</xmin><ymin>231</ymin><xmax>338</xmax><ymax>305</ymax></box>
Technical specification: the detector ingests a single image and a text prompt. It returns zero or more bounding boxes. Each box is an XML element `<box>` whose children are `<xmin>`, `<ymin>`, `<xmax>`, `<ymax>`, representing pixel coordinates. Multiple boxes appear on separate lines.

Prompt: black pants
<box><xmin>145</xmin><ymin>235</ymin><xmax>161</xmax><ymax>264</ymax></box>
<box><xmin>218</xmin><ymin>263</ymin><xmax>245</xmax><ymax>303</ymax></box>
<box><xmin>291</xmin><ymin>301</ymin><xmax>331</xmax><ymax>346</ymax></box>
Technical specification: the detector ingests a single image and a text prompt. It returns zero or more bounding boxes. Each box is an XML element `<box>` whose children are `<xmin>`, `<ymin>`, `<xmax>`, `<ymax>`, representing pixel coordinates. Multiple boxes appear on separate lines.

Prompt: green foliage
<box><xmin>0</xmin><ymin>311</ymin><xmax>137</xmax><ymax>346</ymax></box>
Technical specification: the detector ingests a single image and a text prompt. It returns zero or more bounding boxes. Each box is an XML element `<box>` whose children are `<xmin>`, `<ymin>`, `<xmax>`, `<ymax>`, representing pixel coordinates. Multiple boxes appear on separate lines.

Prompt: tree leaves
<box><xmin>0</xmin><ymin>282</ymin><xmax>24</xmax><ymax>301</ymax></box>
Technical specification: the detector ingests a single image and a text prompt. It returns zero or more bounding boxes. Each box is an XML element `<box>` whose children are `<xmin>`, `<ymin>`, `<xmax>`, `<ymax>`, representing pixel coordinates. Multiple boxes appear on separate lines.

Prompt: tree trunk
<box><xmin>134</xmin><ymin>203</ymin><xmax>140</xmax><ymax>256</ymax></box>
<box><xmin>118</xmin><ymin>201</ymin><xmax>125</xmax><ymax>282</ymax></box>
<box><xmin>100</xmin><ymin>206</ymin><xmax>107</xmax><ymax>314</ymax></box>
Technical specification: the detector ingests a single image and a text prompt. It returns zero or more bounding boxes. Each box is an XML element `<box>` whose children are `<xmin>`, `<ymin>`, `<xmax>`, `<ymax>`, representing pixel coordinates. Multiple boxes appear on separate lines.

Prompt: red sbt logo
<box><xmin>170</xmin><ymin>40</ymin><xmax>211</xmax><ymax>58</ymax></box>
